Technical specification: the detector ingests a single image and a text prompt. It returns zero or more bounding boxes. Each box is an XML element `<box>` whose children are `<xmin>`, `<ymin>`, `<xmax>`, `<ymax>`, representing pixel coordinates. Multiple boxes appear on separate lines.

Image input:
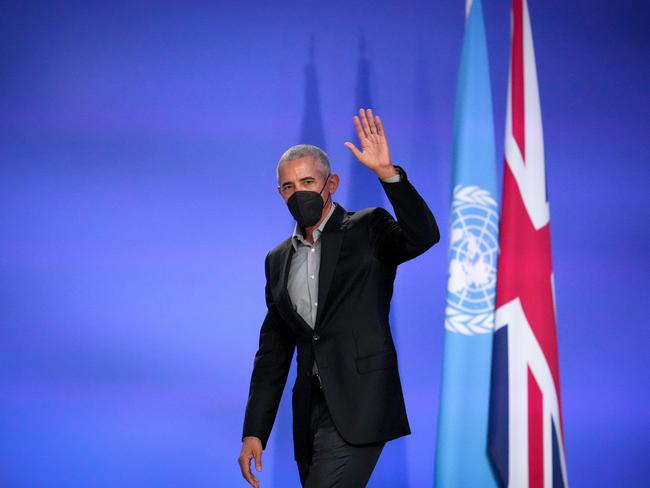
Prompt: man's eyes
<box><xmin>281</xmin><ymin>180</ymin><xmax>315</xmax><ymax>191</ymax></box>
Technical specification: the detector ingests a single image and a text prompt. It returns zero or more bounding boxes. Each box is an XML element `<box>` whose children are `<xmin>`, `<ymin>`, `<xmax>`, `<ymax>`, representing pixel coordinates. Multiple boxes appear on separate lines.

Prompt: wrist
<box><xmin>374</xmin><ymin>164</ymin><xmax>398</xmax><ymax>180</ymax></box>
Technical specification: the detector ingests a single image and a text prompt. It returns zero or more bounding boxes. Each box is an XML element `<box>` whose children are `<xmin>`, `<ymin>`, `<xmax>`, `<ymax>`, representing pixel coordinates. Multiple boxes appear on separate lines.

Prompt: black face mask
<box><xmin>287</xmin><ymin>175</ymin><xmax>331</xmax><ymax>228</ymax></box>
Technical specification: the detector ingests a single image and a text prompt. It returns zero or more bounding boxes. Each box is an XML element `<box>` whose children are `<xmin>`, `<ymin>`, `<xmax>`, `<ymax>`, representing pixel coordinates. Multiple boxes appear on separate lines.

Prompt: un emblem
<box><xmin>445</xmin><ymin>185</ymin><xmax>499</xmax><ymax>335</ymax></box>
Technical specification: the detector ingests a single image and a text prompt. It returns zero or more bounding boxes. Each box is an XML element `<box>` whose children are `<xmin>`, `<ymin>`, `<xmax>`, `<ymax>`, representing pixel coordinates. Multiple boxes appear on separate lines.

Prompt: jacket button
<box><xmin>313</xmin><ymin>334</ymin><xmax>320</xmax><ymax>341</ymax></box>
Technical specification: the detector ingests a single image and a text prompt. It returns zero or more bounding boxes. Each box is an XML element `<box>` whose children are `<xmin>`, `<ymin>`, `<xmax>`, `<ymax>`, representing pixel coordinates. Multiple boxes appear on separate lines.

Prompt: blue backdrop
<box><xmin>1</xmin><ymin>1</ymin><xmax>648</xmax><ymax>487</ymax></box>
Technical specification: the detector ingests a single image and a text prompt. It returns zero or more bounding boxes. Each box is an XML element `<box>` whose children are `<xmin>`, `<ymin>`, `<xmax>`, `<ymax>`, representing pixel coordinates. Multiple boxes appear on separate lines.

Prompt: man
<box><xmin>238</xmin><ymin>108</ymin><xmax>439</xmax><ymax>487</ymax></box>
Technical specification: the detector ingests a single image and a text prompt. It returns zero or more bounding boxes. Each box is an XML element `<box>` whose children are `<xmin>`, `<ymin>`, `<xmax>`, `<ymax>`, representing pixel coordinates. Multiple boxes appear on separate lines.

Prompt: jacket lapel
<box><xmin>315</xmin><ymin>204</ymin><xmax>346</xmax><ymax>328</ymax></box>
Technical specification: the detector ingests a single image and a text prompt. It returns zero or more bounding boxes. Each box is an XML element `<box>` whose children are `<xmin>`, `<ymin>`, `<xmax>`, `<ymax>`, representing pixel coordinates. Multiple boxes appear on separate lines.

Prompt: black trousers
<box><xmin>297</xmin><ymin>375</ymin><xmax>385</xmax><ymax>488</ymax></box>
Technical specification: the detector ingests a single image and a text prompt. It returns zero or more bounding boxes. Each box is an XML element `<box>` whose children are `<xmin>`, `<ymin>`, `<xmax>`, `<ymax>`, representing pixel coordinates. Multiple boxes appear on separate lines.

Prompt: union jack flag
<box><xmin>488</xmin><ymin>1</ymin><xmax>569</xmax><ymax>487</ymax></box>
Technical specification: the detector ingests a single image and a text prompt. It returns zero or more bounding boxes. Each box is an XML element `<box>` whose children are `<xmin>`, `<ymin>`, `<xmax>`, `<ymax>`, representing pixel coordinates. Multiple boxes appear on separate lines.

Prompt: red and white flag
<box><xmin>488</xmin><ymin>1</ymin><xmax>569</xmax><ymax>487</ymax></box>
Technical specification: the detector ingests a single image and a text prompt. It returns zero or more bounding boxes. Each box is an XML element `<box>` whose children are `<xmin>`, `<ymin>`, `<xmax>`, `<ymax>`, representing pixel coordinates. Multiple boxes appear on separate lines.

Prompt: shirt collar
<box><xmin>291</xmin><ymin>202</ymin><xmax>337</xmax><ymax>250</ymax></box>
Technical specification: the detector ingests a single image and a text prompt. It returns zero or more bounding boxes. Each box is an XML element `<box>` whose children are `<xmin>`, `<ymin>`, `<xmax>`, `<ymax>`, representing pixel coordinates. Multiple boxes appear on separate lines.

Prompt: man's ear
<box><xmin>328</xmin><ymin>173</ymin><xmax>340</xmax><ymax>195</ymax></box>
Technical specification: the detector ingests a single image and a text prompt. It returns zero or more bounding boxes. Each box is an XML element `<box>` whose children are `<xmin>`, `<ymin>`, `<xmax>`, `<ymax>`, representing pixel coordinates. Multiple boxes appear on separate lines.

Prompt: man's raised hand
<box><xmin>344</xmin><ymin>108</ymin><xmax>398</xmax><ymax>181</ymax></box>
<box><xmin>238</xmin><ymin>436</ymin><xmax>263</xmax><ymax>487</ymax></box>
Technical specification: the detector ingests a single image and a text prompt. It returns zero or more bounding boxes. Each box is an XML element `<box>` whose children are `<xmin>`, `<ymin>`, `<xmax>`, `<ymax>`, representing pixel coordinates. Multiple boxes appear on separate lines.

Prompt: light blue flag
<box><xmin>434</xmin><ymin>1</ymin><xmax>499</xmax><ymax>486</ymax></box>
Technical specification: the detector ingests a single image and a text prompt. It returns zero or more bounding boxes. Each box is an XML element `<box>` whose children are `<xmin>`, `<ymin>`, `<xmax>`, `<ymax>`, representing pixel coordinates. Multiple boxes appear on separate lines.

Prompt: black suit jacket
<box><xmin>242</xmin><ymin>166</ymin><xmax>439</xmax><ymax>461</ymax></box>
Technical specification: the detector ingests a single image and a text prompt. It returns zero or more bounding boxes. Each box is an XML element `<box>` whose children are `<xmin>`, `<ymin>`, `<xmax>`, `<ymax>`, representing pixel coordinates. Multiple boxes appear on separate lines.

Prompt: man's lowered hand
<box><xmin>238</xmin><ymin>436</ymin><xmax>263</xmax><ymax>487</ymax></box>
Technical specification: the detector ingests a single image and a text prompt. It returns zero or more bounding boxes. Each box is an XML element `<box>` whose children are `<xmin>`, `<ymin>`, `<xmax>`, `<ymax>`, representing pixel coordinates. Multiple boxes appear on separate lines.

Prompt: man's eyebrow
<box><xmin>298</xmin><ymin>176</ymin><xmax>316</xmax><ymax>182</ymax></box>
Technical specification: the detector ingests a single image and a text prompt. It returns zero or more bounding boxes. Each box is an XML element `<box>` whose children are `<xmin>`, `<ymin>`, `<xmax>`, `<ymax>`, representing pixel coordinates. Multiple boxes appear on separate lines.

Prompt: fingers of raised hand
<box><xmin>344</xmin><ymin>141</ymin><xmax>363</xmax><ymax>161</ymax></box>
<box><xmin>366</xmin><ymin>108</ymin><xmax>379</xmax><ymax>135</ymax></box>
<box><xmin>359</xmin><ymin>108</ymin><xmax>373</xmax><ymax>137</ymax></box>
<box><xmin>353</xmin><ymin>116</ymin><xmax>366</xmax><ymax>142</ymax></box>
<box><xmin>374</xmin><ymin>114</ymin><xmax>385</xmax><ymax>137</ymax></box>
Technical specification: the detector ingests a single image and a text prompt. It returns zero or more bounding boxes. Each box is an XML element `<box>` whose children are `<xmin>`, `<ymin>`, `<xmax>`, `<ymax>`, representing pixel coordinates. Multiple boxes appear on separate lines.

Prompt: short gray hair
<box><xmin>277</xmin><ymin>144</ymin><xmax>331</xmax><ymax>181</ymax></box>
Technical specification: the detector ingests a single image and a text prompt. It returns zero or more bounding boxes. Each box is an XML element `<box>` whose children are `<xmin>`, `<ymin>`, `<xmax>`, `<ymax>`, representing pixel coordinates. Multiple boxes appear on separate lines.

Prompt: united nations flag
<box><xmin>445</xmin><ymin>184</ymin><xmax>498</xmax><ymax>335</ymax></box>
<box><xmin>434</xmin><ymin>1</ymin><xmax>500</xmax><ymax>487</ymax></box>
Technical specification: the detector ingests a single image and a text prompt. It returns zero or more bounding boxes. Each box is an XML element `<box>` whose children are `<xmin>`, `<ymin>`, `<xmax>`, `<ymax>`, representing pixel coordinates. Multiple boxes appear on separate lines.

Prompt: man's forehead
<box><xmin>278</xmin><ymin>157</ymin><xmax>321</xmax><ymax>182</ymax></box>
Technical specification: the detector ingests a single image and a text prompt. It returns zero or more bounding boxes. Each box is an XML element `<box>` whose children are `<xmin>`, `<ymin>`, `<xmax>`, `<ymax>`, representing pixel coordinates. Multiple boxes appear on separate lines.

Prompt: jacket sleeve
<box><xmin>241</xmin><ymin>253</ymin><xmax>296</xmax><ymax>449</ymax></box>
<box><xmin>369</xmin><ymin>165</ymin><xmax>440</xmax><ymax>264</ymax></box>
